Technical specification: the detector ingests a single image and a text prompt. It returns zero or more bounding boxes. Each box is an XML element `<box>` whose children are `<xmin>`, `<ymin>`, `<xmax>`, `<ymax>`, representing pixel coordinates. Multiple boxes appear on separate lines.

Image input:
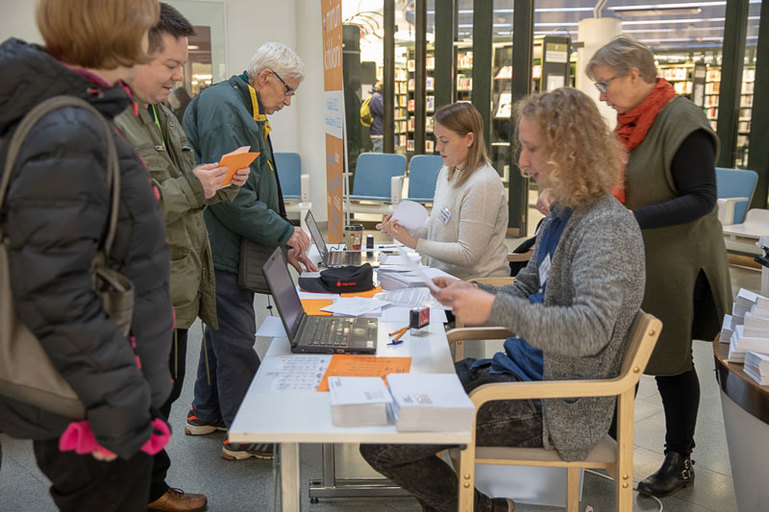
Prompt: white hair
<box><xmin>246</xmin><ymin>42</ymin><xmax>305</xmax><ymax>84</ymax></box>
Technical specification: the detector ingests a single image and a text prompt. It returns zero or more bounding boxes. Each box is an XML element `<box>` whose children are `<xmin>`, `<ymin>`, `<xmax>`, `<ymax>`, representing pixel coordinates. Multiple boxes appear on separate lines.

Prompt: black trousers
<box><xmin>33</xmin><ymin>437</ymin><xmax>152</xmax><ymax>512</ymax></box>
<box><xmin>150</xmin><ymin>328</ymin><xmax>189</xmax><ymax>502</ymax></box>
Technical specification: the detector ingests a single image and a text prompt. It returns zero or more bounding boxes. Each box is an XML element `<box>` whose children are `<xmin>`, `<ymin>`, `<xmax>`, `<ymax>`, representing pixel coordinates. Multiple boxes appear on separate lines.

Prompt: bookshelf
<box><xmin>456</xmin><ymin>48</ymin><xmax>473</xmax><ymax>103</ymax></box>
<box><xmin>394</xmin><ymin>64</ymin><xmax>409</xmax><ymax>151</ymax></box>
<box><xmin>657</xmin><ymin>63</ymin><xmax>694</xmax><ymax>96</ymax></box>
<box><xmin>406</xmin><ymin>49</ymin><xmax>436</xmax><ymax>154</ymax></box>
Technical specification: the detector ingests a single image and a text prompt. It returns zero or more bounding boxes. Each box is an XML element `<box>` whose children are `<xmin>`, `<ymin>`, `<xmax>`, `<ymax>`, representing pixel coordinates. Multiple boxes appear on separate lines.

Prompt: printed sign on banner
<box><xmin>321</xmin><ymin>0</ymin><xmax>344</xmax><ymax>243</ymax></box>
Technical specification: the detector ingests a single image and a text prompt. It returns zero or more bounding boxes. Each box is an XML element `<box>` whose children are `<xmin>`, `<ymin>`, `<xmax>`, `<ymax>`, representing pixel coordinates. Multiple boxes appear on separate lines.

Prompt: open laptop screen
<box><xmin>262</xmin><ymin>248</ymin><xmax>303</xmax><ymax>341</ymax></box>
<box><xmin>305</xmin><ymin>210</ymin><xmax>329</xmax><ymax>263</ymax></box>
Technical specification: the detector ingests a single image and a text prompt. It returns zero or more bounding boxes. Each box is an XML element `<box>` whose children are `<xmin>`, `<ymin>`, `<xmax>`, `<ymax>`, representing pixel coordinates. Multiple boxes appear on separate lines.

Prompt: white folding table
<box><xmin>228</xmin><ymin>319</ymin><xmax>471</xmax><ymax>511</ymax></box>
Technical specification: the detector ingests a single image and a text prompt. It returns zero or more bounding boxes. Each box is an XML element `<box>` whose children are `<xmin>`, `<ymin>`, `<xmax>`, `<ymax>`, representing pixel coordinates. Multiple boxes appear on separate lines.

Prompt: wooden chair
<box><xmin>449</xmin><ymin>310</ymin><xmax>662</xmax><ymax>512</ymax></box>
<box><xmin>452</xmin><ymin>276</ymin><xmax>516</xmax><ymax>361</ymax></box>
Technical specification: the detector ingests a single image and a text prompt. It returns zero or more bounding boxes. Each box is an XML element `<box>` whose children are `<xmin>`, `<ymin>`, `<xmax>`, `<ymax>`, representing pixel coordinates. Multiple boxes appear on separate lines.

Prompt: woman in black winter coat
<box><xmin>0</xmin><ymin>1</ymin><xmax>173</xmax><ymax>511</ymax></box>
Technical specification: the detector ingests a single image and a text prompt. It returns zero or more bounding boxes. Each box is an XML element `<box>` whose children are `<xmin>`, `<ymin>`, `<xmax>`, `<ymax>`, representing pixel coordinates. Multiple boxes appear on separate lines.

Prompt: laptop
<box><xmin>262</xmin><ymin>247</ymin><xmax>378</xmax><ymax>354</ymax></box>
<box><xmin>305</xmin><ymin>210</ymin><xmax>379</xmax><ymax>268</ymax></box>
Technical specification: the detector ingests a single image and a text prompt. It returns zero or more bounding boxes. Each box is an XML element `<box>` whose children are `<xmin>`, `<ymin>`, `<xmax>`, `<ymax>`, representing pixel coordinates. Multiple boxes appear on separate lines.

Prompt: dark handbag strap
<box><xmin>0</xmin><ymin>96</ymin><xmax>120</xmax><ymax>256</ymax></box>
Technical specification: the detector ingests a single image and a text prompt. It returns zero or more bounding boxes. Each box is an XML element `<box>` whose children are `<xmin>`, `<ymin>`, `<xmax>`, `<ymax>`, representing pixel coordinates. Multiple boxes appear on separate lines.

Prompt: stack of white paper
<box><xmin>720</xmin><ymin>314</ymin><xmax>735</xmax><ymax>344</ymax></box>
<box><xmin>386</xmin><ymin>373</ymin><xmax>475</xmax><ymax>432</ymax></box>
<box><xmin>320</xmin><ymin>297</ymin><xmax>389</xmax><ymax>317</ymax></box>
<box><xmin>729</xmin><ymin>324</ymin><xmax>769</xmax><ymax>362</ymax></box>
<box><xmin>379</xmin><ymin>266</ymin><xmax>457</xmax><ymax>291</ymax></box>
<box><xmin>723</xmin><ymin>288</ymin><xmax>769</xmax><ymax>358</ymax></box>
<box><xmin>744</xmin><ymin>351</ymin><xmax>769</xmax><ymax>385</ymax></box>
<box><xmin>328</xmin><ymin>376</ymin><xmax>393</xmax><ymax>427</ymax></box>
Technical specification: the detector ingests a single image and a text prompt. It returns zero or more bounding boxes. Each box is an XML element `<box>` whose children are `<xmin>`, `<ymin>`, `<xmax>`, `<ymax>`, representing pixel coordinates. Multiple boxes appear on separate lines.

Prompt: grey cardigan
<box><xmin>479</xmin><ymin>193</ymin><xmax>645</xmax><ymax>461</ymax></box>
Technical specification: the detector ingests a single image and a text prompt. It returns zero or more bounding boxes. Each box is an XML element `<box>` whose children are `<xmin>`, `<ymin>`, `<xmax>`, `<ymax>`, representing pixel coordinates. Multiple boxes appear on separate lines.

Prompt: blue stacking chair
<box><xmin>274</xmin><ymin>152</ymin><xmax>302</xmax><ymax>199</ymax></box>
<box><xmin>407</xmin><ymin>154</ymin><xmax>443</xmax><ymax>203</ymax></box>
<box><xmin>274</xmin><ymin>152</ymin><xmax>311</xmax><ymax>229</ymax></box>
<box><xmin>716</xmin><ymin>167</ymin><xmax>758</xmax><ymax>225</ymax></box>
<box><xmin>349</xmin><ymin>153</ymin><xmax>407</xmax><ymax>201</ymax></box>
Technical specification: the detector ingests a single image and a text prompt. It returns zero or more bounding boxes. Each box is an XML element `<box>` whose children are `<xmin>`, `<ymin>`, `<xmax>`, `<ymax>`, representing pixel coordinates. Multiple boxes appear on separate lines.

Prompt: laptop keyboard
<box><xmin>303</xmin><ymin>318</ymin><xmax>351</xmax><ymax>347</ymax></box>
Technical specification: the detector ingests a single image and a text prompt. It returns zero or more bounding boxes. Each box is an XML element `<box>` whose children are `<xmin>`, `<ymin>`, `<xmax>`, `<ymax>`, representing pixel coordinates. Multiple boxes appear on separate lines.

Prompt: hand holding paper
<box><xmin>396</xmin><ymin>244</ymin><xmax>439</xmax><ymax>292</ymax></box>
<box><xmin>218</xmin><ymin>146</ymin><xmax>260</xmax><ymax>188</ymax></box>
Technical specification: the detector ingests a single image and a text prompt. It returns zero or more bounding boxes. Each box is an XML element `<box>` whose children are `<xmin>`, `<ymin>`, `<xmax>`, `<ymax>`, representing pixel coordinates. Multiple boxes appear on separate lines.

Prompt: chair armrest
<box><xmin>717</xmin><ymin>197</ymin><xmax>749</xmax><ymax>225</ymax></box>
<box><xmin>446</xmin><ymin>327</ymin><xmax>514</xmax><ymax>344</ymax></box>
<box><xmin>471</xmin><ymin>277</ymin><xmax>516</xmax><ymax>287</ymax></box>
<box><xmin>391</xmin><ymin>175</ymin><xmax>405</xmax><ymax>203</ymax></box>
<box><xmin>507</xmin><ymin>250</ymin><xmax>533</xmax><ymax>263</ymax></box>
<box><xmin>468</xmin><ymin>374</ymin><xmax>638</xmax><ymax>407</ymax></box>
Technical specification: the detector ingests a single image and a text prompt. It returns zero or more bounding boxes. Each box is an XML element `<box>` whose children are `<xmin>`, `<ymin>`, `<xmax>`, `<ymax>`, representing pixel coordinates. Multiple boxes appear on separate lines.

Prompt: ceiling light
<box><xmin>613</xmin><ymin>7</ymin><xmax>702</xmax><ymax>17</ymax></box>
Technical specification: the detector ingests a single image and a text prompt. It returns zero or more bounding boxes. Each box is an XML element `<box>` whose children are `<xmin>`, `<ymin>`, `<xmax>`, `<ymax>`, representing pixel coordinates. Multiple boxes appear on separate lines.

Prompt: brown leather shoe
<box><xmin>148</xmin><ymin>488</ymin><xmax>207</xmax><ymax>512</ymax></box>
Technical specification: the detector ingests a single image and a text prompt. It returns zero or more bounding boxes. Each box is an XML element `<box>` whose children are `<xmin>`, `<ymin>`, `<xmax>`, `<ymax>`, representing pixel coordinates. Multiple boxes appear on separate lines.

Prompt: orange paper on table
<box><xmin>300</xmin><ymin>299</ymin><xmax>334</xmax><ymax>316</ymax></box>
<box><xmin>317</xmin><ymin>354</ymin><xmax>412</xmax><ymax>392</ymax></box>
<box><xmin>218</xmin><ymin>146</ymin><xmax>259</xmax><ymax>187</ymax></box>
<box><xmin>340</xmin><ymin>286</ymin><xmax>382</xmax><ymax>298</ymax></box>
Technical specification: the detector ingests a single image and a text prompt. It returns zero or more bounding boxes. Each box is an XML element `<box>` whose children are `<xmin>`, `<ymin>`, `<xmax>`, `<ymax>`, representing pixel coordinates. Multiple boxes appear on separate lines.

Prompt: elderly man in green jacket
<box><xmin>182</xmin><ymin>42</ymin><xmax>316</xmax><ymax>462</ymax></box>
<box><xmin>115</xmin><ymin>4</ymin><xmax>249</xmax><ymax>511</ymax></box>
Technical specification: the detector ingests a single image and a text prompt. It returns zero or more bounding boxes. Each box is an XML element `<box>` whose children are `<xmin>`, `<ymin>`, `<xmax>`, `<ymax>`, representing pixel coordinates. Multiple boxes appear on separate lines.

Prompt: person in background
<box><xmin>587</xmin><ymin>35</ymin><xmax>731</xmax><ymax>498</ymax></box>
<box><xmin>115</xmin><ymin>3</ymin><xmax>249</xmax><ymax>510</ymax></box>
<box><xmin>368</xmin><ymin>82</ymin><xmax>384</xmax><ymax>152</ymax></box>
<box><xmin>182</xmin><ymin>42</ymin><xmax>316</xmax><ymax>461</ymax></box>
<box><xmin>0</xmin><ymin>0</ymin><xmax>173</xmax><ymax>510</ymax></box>
<box><xmin>169</xmin><ymin>86</ymin><xmax>192</xmax><ymax>122</ymax></box>
<box><xmin>378</xmin><ymin>101</ymin><xmax>509</xmax><ymax>280</ymax></box>
<box><xmin>361</xmin><ymin>87</ymin><xmax>645</xmax><ymax>512</ymax></box>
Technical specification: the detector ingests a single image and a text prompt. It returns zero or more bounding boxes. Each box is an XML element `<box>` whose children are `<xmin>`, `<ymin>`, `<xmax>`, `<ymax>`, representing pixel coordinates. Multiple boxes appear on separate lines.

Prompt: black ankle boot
<box><xmin>637</xmin><ymin>451</ymin><xmax>694</xmax><ymax>497</ymax></box>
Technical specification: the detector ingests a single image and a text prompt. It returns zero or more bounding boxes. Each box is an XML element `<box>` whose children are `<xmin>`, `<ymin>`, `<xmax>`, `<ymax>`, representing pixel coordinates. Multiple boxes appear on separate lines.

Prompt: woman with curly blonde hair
<box><xmin>360</xmin><ymin>87</ymin><xmax>646</xmax><ymax>512</ymax></box>
<box><xmin>516</xmin><ymin>87</ymin><xmax>624</xmax><ymax>210</ymax></box>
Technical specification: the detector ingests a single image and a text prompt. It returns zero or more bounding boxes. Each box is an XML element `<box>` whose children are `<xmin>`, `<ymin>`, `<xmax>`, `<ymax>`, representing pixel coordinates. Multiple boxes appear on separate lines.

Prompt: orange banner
<box><xmin>321</xmin><ymin>0</ymin><xmax>344</xmax><ymax>243</ymax></box>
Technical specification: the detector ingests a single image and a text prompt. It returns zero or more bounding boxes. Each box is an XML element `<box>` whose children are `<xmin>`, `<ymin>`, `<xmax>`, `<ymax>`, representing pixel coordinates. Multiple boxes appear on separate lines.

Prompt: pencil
<box><xmin>388</xmin><ymin>325</ymin><xmax>409</xmax><ymax>336</ymax></box>
<box><xmin>391</xmin><ymin>328</ymin><xmax>407</xmax><ymax>342</ymax></box>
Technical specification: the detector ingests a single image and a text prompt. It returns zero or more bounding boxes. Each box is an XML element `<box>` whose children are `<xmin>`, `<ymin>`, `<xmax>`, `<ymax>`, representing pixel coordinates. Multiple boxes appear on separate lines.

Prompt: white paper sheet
<box><xmin>380</xmin><ymin>306</ymin><xmax>448</xmax><ymax>325</ymax></box>
<box><xmin>255</xmin><ymin>316</ymin><xmax>287</xmax><ymax>338</ymax></box>
<box><xmin>391</xmin><ymin>200</ymin><xmax>429</xmax><ymax>232</ymax></box>
<box><xmin>320</xmin><ymin>297</ymin><xmax>389</xmax><ymax>316</ymax></box>
<box><xmin>396</xmin><ymin>244</ymin><xmax>439</xmax><ymax>291</ymax></box>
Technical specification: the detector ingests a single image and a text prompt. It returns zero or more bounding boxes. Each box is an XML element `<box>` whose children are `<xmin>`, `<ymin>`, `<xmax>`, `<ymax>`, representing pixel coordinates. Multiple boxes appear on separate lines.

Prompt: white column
<box><xmin>576</xmin><ymin>18</ymin><xmax>621</xmax><ymax>129</ymax></box>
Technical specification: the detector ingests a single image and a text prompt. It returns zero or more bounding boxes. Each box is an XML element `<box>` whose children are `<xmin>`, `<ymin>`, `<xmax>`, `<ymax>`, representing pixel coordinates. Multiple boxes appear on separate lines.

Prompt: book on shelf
<box><xmin>386</xmin><ymin>373</ymin><xmax>475</xmax><ymax>432</ymax></box>
<box><xmin>328</xmin><ymin>376</ymin><xmax>393</xmax><ymax>427</ymax></box>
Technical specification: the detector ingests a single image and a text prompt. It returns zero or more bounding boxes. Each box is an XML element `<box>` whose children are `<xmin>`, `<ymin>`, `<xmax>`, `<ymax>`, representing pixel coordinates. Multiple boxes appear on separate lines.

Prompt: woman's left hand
<box><xmin>433</xmin><ymin>281</ymin><xmax>495</xmax><ymax>325</ymax></box>
<box><xmin>379</xmin><ymin>217</ymin><xmax>418</xmax><ymax>249</ymax></box>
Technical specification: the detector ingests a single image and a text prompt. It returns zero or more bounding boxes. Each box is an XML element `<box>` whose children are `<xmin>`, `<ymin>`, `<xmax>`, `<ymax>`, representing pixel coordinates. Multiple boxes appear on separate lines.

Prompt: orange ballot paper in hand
<box><xmin>218</xmin><ymin>146</ymin><xmax>259</xmax><ymax>187</ymax></box>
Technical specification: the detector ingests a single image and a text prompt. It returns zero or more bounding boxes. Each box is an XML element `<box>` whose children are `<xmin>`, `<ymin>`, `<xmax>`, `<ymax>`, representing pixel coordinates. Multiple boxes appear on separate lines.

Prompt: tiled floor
<box><xmin>0</xmin><ymin>263</ymin><xmax>762</xmax><ymax>511</ymax></box>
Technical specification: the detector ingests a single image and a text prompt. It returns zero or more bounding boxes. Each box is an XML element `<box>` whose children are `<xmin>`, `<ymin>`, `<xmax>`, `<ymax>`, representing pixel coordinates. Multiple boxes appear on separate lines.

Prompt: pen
<box><xmin>387</xmin><ymin>339</ymin><xmax>404</xmax><ymax>346</ymax></box>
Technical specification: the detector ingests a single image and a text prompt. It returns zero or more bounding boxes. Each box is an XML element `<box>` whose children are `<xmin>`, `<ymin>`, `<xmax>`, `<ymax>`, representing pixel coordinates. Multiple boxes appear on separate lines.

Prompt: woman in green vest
<box><xmin>587</xmin><ymin>36</ymin><xmax>732</xmax><ymax>498</ymax></box>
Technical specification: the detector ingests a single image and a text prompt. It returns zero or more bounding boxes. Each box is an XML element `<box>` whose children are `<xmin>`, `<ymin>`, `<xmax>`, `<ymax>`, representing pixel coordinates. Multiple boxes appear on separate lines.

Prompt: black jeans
<box><xmin>33</xmin><ymin>437</ymin><xmax>152</xmax><ymax>512</ymax></box>
<box><xmin>192</xmin><ymin>270</ymin><xmax>260</xmax><ymax>428</ymax></box>
<box><xmin>360</xmin><ymin>359</ymin><xmax>543</xmax><ymax>512</ymax></box>
<box><xmin>150</xmin><ymin>328</ymin><xmax>189</xmax><ymax>502</ymax></box>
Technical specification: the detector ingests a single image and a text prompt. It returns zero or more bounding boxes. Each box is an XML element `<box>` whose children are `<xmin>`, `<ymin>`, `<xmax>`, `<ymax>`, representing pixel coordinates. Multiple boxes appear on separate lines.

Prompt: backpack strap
<box><xmin>0</xmin><ymin>96</ymin><xmax>120</xmax><ymax>256</ymax></box>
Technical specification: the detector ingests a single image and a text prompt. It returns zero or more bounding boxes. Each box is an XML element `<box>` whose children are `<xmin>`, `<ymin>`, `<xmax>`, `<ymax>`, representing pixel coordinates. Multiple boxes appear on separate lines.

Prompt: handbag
<box><xmin>238</xmin><ymin>237</ymin><xmax>286</xmax><ymax>294</ymax></box>
<box><xmin>0</xmin><ymin>96</ymin><xmax>134</xmax><ymax>420</ymax></box>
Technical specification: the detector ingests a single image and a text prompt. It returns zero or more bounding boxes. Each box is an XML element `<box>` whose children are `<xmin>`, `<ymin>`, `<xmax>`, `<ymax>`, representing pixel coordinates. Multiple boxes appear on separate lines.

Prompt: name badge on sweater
<box><xmin>438</xmin><ymin>207</ymin><xmax>452</xmax><ymax>225</ymax></box>
<box><xmin>539</xmin><ymin>254</ymin><xmax>551</xmax><ymax>287</ymax></box>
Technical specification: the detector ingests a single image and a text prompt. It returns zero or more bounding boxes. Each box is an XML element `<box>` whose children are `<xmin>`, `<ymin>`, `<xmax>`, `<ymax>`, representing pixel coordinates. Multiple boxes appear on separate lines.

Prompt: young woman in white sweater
<box><xmin>378</xmin><ymin>102</ymin><xmax>509</xmax><ymax>280</ymax></box>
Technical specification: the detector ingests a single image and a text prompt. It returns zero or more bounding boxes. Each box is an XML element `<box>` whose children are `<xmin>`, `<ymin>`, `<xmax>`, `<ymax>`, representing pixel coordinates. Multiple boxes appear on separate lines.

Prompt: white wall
<box><xmin>0</xmin><ymin>0</ymin><xmax>329</xmax><ymax>221</ymax></box>
<box><xmin>0</xmin><ymin>1</ymin><xmax>40</xmax><ymax>44</ymax></box>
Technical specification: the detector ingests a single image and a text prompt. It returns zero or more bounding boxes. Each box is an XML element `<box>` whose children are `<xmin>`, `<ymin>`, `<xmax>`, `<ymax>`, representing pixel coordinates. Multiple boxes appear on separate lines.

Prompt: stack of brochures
<box><xmin>725</xmin><ymin>289</ymin><xmax>769</xmax><ymax>362</ymax></box>
<box><xmin>328</xmin><ymin>376</ymin><xmax>393</xmax><ymax>427</ymax></box>
<box><xmin>744</xmin><ymin>351</ymin><xmax>769</xmax><ymax>386</ymax></box>
<box><xmin>386</xmin><ymin>373</ymin><xmax>475</xmax><ymax>432</ymax></box>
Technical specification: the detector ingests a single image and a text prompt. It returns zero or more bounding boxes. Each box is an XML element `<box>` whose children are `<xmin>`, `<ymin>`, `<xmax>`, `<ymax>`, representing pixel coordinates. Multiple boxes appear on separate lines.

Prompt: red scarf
<box><xmin>613</xmin><ymin>78</ymin><xmax>676</xmax><ymax>203</ymax></box>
